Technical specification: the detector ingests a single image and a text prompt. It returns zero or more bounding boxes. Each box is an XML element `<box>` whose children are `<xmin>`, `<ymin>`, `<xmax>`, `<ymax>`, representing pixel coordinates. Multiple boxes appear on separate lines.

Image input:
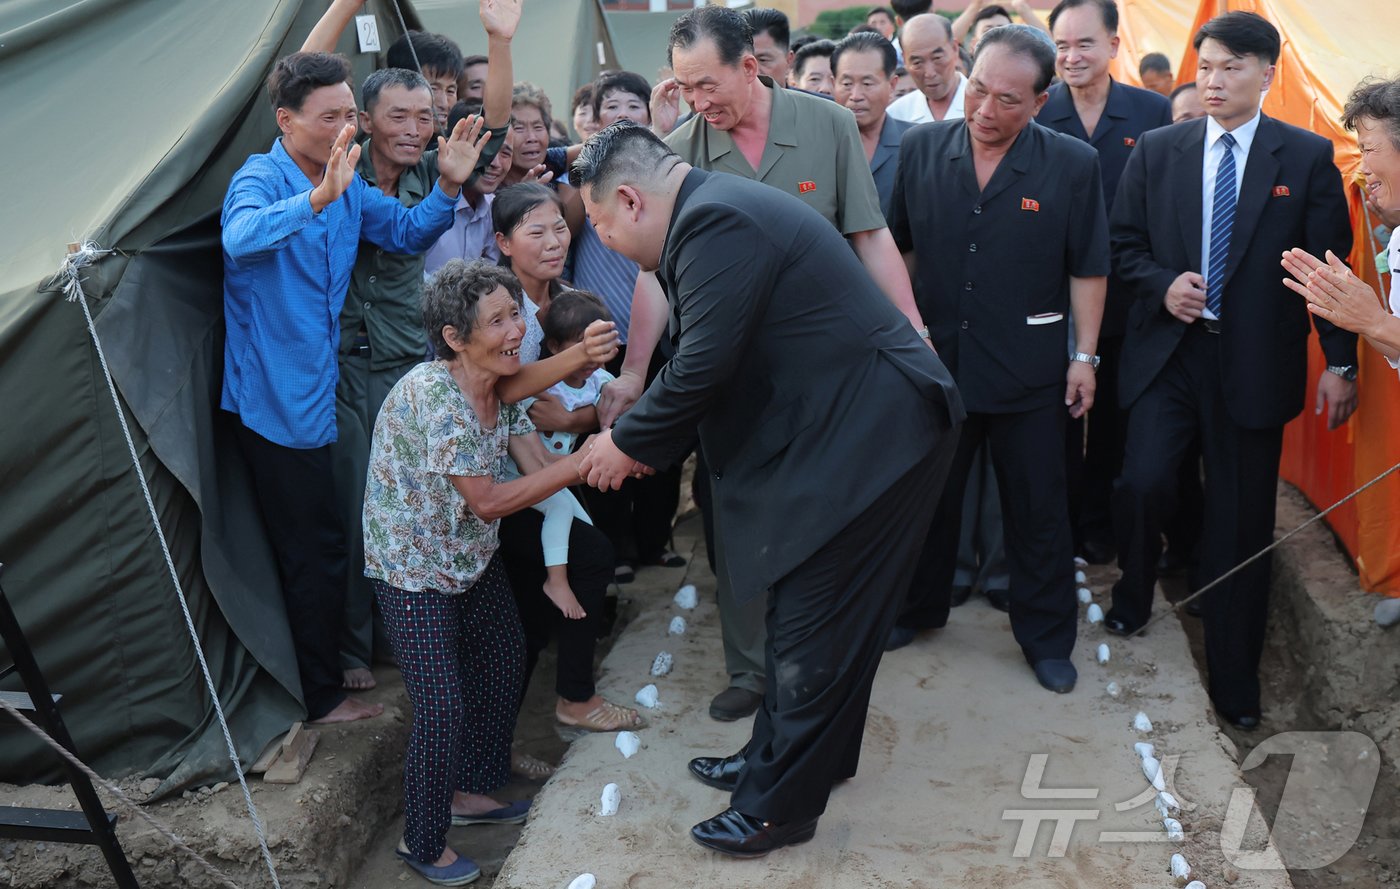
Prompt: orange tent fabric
<box><xmin>1172</xmin><ymin>0</ymin><xmax>1400</xmax><ymax>594</ymax></box>
<box><xmin>1107</xmin><ymin>0</ymin><xmax>1198</xmax><ymax>89</ymax></box>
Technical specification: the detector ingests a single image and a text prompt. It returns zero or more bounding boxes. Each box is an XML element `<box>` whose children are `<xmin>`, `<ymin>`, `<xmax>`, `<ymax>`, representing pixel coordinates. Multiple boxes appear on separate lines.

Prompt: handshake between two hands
<box><xmin>575</xmin><ymin>428</ymin><xmax>655</xmax><ymax>491</ymax></box>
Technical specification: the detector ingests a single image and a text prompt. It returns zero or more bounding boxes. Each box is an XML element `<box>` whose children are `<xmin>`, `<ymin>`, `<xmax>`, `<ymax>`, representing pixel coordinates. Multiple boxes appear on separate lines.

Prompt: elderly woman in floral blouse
<box><xmin>363</xmin><ymin>260</ymin><xmax>629</xmax><ymax>886</ymax></box>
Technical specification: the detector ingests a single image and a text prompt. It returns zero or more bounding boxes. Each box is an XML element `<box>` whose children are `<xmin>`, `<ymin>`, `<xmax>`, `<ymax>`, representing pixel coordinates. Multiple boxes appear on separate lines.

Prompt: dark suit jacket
<box><xmin>1037</xmin><ymin>80</ymin><xmax>1172</xmax><ymax>336</ymax></box>
<box><xmin>871</xmin><ymin>114</ymin><xmax>917</xmax><ymax>222</ymax></box>
<box><xmin>1112</xmin><ymin>114</ymin><xmax>1356</xmax><ymax>429</ymax></box>
<box><xmin>612</xmin><ymin>169</ymin><xmax>964</xmax><ymax>602</ymax></box>
<box><xmin>890</xmin><ymin>120</ymin><xmax>1110</xmax><ymax>414</ymax></box>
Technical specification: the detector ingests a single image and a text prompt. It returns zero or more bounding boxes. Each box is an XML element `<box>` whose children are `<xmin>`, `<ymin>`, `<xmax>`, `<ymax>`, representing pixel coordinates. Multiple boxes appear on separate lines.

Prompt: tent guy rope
<box><xmin>51</xmin><ymin>242</ymin><xmax>283</xmax><ymax>889</ymax></box>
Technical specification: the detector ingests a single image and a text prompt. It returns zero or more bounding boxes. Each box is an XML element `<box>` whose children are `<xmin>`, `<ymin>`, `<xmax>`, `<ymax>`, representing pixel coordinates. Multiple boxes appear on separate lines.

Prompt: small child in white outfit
<box><xmin>523</xmin><ymin>291</ymin><xmax>615</xmax><ymax>620</ymax></box>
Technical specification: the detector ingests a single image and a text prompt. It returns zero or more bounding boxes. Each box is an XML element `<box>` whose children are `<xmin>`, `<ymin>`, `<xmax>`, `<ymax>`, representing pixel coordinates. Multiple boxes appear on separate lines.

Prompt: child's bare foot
<box><xmin>342</xmin><ymin>667</ymin><xmax>376</xmax><ymax>690</ymax></box>
<box><xmin>542</xmin><ymin>576</ymin><xmax>587</xmax><ymax>620</ymax></box>
<box><xmin>310</xmin><ymin>696</ymin><xmax>383</xmax><ymax>724</ymax></box>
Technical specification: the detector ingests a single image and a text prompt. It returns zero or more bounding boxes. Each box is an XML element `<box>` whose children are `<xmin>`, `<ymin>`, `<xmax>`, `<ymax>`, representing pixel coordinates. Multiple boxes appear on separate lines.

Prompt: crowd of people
<box><xmin>218</xmin><ymin>0</ymin><xmax>1400</xmax><ymax>880</ymax></box>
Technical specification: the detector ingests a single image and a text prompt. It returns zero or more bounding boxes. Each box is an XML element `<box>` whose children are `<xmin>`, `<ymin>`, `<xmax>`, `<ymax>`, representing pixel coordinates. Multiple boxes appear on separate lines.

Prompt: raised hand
<box><xmin>582</xmin><ymin>319</ymin><xmax>619</xmax><ymax>366</ymax></box>
<box><xmin>311</xmin><ymin>124</ymin><xmax>361</xmax><ymax>213</ymax></box>
<box><xmin>480</xmin><ymin>0</ymin><xmax>523</xmax><ymax>41</ymax></box>
<box><xmin>436</xmin><ymin>114</ymin><xmax>492</xmax><ymax>193</ymax></box>
<box><xmin>650</xmin><ymin>79</ymin><xmax>682</xmax><ymax>137</ymax></box>
<box><xmin>522</xmin><ymin>163</ymin><xmax>555</xmax><ymax>185</ymax></box>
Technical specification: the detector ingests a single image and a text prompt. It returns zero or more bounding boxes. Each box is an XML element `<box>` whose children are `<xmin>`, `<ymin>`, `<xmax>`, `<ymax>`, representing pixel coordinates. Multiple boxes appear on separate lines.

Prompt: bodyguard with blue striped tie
<box><xmin>1103</xmin><ymin>11</ymin><xmax>1357</xmax><ymax>731</ymax></box>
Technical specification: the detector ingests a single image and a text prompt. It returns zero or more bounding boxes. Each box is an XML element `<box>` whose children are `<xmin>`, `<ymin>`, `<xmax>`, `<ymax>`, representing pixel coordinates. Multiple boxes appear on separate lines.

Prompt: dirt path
<box><xmin>492</xmin><ymin>522</ymin><xmax>1293</xmax><ymax>889</ymax></box>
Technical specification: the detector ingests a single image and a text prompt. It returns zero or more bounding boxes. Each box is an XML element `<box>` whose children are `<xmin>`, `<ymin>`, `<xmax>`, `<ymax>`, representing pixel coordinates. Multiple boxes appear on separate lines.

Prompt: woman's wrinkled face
<box><xmin>498</xmin><ymin>201</ymin><xmax>570</xmax><ymax>282</ymax></box>
<box><xmin>458</xmin><ymin>286</ymin><xmax>526</xmax><ymax>375</ymax></box>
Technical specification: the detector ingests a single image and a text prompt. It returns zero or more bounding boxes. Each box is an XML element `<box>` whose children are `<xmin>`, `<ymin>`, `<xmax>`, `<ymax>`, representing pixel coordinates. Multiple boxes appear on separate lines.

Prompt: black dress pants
<box><xmin>233</xmin><ymin>421</ymin><xmax>346</xmax><ymax>720</ymax></box>
<box><xmin>1110</xmin><ymin>324</ymin><xmax>1284</xmax><ymax>715</ymax></box>
<box><xmin>731</xmin><ymin>437</ymin><xmax>955</xmax><ymax>824</ymax></box>
<box><xmin>497</xmin><ymin>510</ymin><xmax>613</xmax><ymax>702</ymax></box>
<box><xmin>1066</xmin><ymin>335</ymin><xmax>1125</xmax><ymax>552</ymax></box>
<box><xmin>898</xmin><ymin>401</ymin><xmax>1078</xmax><ymax>662</ymax></box>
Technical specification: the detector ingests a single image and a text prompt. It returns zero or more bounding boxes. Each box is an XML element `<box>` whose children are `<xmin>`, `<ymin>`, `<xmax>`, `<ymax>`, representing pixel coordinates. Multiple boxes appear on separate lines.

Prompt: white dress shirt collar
<box><xmin>887</xmin><ymin>72</ymin><xmax>967</xmax><ymax>124</ymax></box>
<box><xmin>1205</xmin><ymin>106</ymin><xmax>1262</xmax><ymax>156</ymax></box>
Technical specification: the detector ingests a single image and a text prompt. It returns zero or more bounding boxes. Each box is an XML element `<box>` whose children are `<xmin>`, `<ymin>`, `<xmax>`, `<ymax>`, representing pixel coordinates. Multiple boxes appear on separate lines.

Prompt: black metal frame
<box><xmin>0</xmin><ymin>562</ymin><xmax>140</xmax><ymax>888</ymax></box>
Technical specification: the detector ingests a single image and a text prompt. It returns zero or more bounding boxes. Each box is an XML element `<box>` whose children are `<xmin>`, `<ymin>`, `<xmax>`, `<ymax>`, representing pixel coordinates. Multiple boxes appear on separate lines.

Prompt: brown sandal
<box><xmin>555</xmin><ymin>699</ymin><xmax>645</xmax><ymax>734</ymax></box>
<box><xmin>511</xmin><ymin>748</ymin><xmax>557</xmax><ymax>781</ymax></box>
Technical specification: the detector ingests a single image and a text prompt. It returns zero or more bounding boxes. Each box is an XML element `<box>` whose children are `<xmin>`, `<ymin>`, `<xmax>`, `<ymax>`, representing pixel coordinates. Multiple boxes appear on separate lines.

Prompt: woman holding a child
<box><xmin>362</xmin><ymin>259</ymin><xmax>637</xmax><ymax>885</ymax></box>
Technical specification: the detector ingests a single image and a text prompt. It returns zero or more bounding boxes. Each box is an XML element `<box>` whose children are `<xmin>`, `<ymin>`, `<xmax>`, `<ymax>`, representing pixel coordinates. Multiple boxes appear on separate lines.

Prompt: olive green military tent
<box><xmin>0</xmin><ymin>0</ymin><xmax>428</xmax><ymax>795</ymax></box>
<box><xmin>415</xmin><ymin>0</ymin><xmax>618</xmax><ymax>129</ymax></box>
<box><xmin>606</xmin><ymin>9</ymin><xmax>687</xmax><ymax>87</ymax></box>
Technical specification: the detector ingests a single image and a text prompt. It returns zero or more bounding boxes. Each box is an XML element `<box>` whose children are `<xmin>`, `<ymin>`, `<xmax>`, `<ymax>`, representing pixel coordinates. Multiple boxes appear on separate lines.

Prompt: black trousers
<box><xmin>582</xmin><ymin>463</ymin><xmax>683</xmax><ymax>566</ymax></box>
<box><xmin>1110</xmin><ymin>325</ymin><xmax>1283</xmax><ymax>715</ymax></box>
<box><xmin>1066</xmin><ymin>335</ymin><xmax>1125</xmax><ymax>552</ymax></box>
<box><xmin>497</xmin><ymin>509</ymin><xmax>613</xmax><ymax>702</ymax></box>
<box><xmin>898</xmin><ymin>401</ymin><xmax>1078</xmax><ymax>662</ymax></box>
<box><xmin>731</xmin><ymin>437</ymin><xmax>955</xmax><ymax>823</ymax></box>
<box><xmin>233</xmin><ymin>421</ymin><xmax>346</xmax><ymax>720</ymax></box>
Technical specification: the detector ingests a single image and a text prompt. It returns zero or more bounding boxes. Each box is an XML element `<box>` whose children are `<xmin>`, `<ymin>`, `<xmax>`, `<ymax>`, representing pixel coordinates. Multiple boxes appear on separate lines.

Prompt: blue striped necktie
<box><xmin>1206</xmin><ymin>132</ymin><xmax>1237</xmax><ymax>318</ymax></box>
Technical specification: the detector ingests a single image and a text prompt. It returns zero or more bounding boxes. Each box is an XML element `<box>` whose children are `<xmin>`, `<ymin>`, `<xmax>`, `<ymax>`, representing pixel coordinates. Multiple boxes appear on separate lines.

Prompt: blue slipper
<box><xmin>451</xmin><ymin>798</ymin><xmax>530</xmax><ymax>826</ymax></box>
<box><xmin>394</xmin><ymin>845</ymin><xmax>480</xmax><ymax>886</ymax></box>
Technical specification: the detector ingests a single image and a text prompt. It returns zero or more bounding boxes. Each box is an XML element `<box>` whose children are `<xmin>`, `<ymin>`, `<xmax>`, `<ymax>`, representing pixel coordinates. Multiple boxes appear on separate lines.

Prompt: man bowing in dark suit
<box><xmin>574</xmin><ymin>121</ymin><xmax>964</xmax><ymax>858</ymax></box>
<box><xmin>1105</xmin><ymin>11</ymin><xmax>1357</xmax><ymax>730</ymax></box>
<box><xmin>1038</xmin><ymin>0</ymin><xmax>1172</xmax><ymax>564</ymax></box>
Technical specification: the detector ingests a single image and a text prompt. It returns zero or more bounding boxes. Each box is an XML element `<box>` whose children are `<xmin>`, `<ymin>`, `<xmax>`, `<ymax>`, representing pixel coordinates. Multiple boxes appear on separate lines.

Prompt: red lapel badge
<box><xmin>1021</xmin><ymin>198</ymin><xmax>1040</xmax><ymax>212</ymax></box>
<box><xmin>1273</xmin><ymin>185</ymin><xmax>1291</xmax><ymax>197</ymax></box>
<box><xmin>798</xmin><ymin>180</ymin><xmax>817</xmax><ymax>193</ymax></box>
<box><xmin>1123</xmin><ymin>136</ymin><xmax>1136</xmax><ymax>147</ymax></box>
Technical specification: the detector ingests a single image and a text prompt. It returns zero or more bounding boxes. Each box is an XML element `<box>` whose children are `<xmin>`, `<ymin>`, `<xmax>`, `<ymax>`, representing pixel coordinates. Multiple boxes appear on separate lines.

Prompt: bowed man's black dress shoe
<box><xmin>689</xmin><ymin>749</ymin><xmax>747</xmax><ymax>791</ymax></box>
<box><xmin>1103</xmin><ymin>613</ymin><xmax>1143</xmax><ymax>637</ymax></box>
<box><xmin>1032</xmin><ymin>658</ymin><xmax>1078</xmax><ymax>694</ymax></box>
<box><xmin>1215</xmin><ymin>706</ymin><xmax>1261</xmax><ymax>731</ymax></box>
<box><xmin>690</xmin><ymin>807</ymin><xmax>819</xmax><ymax>858</ymax></box>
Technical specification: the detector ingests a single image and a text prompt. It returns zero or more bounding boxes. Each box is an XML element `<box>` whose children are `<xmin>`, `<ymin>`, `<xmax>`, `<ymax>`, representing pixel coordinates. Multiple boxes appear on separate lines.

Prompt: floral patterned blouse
<box><xmin>363</xmin><ymin>361</ymin><xmax>535</xmax><ymax>593</ymax></box>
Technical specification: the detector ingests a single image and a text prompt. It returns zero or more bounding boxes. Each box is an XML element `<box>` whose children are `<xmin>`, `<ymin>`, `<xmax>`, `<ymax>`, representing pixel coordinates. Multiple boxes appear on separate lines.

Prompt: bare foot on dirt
<box><xmin>342</xmin><ymin>667</ymin><xmax>376</xmax><ymax>690</ymax></box>
<box><xmin>451</xmin><ymin>791</ymin><xmax>507</xmax><ymax>817</ymax></box>
<box><xmin>542</xmin><ymin>573</ymin><xmax>587</xmax><ymax>619</ymax></box>
<box><xmin>310</xmin><ymin>696</ymin><xmax>383</xmax><ymax>724</ymax></box>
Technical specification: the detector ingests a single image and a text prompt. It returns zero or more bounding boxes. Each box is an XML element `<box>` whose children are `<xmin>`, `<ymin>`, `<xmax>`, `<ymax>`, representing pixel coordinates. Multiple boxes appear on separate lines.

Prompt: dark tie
<box><xmin>1206</xmin><ymin>132</ymin><xmax>1237</xmax><ymax>318</ymax></box>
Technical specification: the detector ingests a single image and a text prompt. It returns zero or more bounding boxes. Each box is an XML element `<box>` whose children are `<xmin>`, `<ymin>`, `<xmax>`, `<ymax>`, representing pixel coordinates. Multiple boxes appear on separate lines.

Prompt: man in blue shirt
<box><xmin>221</xmin><ymin>50</ymin><xmax>486</xmax><ymax>724</ymax></box>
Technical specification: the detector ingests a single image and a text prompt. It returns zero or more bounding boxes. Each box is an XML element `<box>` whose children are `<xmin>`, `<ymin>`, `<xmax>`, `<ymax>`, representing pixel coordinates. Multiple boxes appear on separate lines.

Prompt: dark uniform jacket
<box><xmin>612</xmin><ymin>169</ymin><xmax>964</xmax><ymax>602</ymax></box>
<box><xmin>890</xmin><ymin>119</ymin><xmax>1110</xmax><ymax>414</ymax></box>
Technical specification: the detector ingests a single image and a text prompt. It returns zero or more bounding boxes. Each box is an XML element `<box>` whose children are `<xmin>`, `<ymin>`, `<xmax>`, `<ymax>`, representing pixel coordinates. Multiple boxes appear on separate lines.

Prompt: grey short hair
<box><xmin>570</xmin><ymin>120</ymin><xmax>682</xmax><ymax>199</ymax></box>
<box><xmin>362</xmin><ymin>67</ymin><xmax>431</xmax><ymax>115</ymax></box>
<box><xmin>972</xmin><ymin>23</ymin><xmax>1056</xmax><ymax>94</ymax></box>
<box><xmin>1343</xmin><ymin>76</ymin><xmax>1400</xmax><ymax>153</ymax></box>
<box><xmin>422</xmin><ymin>260</ymin><xmax>523</xmax><ymax>359</ymax></box>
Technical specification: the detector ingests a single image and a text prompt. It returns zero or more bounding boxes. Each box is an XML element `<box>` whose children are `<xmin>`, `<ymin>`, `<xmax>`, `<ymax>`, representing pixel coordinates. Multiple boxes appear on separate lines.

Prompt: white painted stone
<box><xmin>1164</xmin><ymin>817</ymin><xmax>1183</xmax><ymax>841</ymax></box>
<box><xmin>1096</xmin><ymin>643</ymin><xmax>1110</xmax><ymax>664</ymax></box>
<box><xmin>1078</xmin><ymin>587</ymin><xmax>1093</xmax><ymax>604</ymax></box>
<box><xmin>673</xmin><ymin>584</ymin><xmax>698</xmax><ymax>610</ymax></box>
<box><xmin>567</xmin><ymin>875</ymin><xmax>596</xmax><ymax>889</ymax></box>
<box><xmin>599</xmin><ymin>783</ymin><xmax>620</xmax><ymax>816</ymax></box>
<box><xmin>1170</xmin><ymin>853</ymin><xmax>1191</xmax><ymax>880</ymax></box>
<box><xmin>634</xmin><ymin>684</ymin><xmax>659</xmax><ymax>709</ymax></box>
<box><xmin>650</xmin><ymin>651</ymin><xmax>673</xmax><ymax>676</ymax></box>
<box><xmin>1105</xmin><ymin>681</ymin><xmax>1121</xmax><ymax>697</ymax></box>
<box><xmin>615</xmin><ymin>731</ymin><xmax>640</xmax><ymax>759</ymax></box>
<box><xmin>1142</xmin><ymin>755</ymin><xmax>1166</xmax><ymax>791</ymax></box>
<box><xmin>1158</xmin><ymin>790</ymin><xmax>1181</xmax><ymax>812</ymax></box>
<box><xmin>1075</xmin><ymin>570</ymin><xmax>1088</xmax><ymax>584</ymax></box>
<box><xmin>1134</xmin><ymin>742</ymin><xmax>1155</xmax><ymax>760</ymax></box>
<box><xmin>668</xmin><ymin>615</ymin><xmax>686</xmax><ymax>636</ymax></box>
<box><xmin>1133</xmin><ymin>711</ymin><xmax>1153</xmax><ymax>733</ymax></box>
<box><xmin>1086</xmin><ymin>603</ymin><xmax>1104</xmax><ymax>624</ymax></box>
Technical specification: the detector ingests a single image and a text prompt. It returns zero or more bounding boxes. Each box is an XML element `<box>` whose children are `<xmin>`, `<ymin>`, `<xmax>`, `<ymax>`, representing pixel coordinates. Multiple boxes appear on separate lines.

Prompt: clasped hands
<box><xmin>575</xmin><ymin>428</ymin><xmax>655</xmax><ymax>491</ymax></box>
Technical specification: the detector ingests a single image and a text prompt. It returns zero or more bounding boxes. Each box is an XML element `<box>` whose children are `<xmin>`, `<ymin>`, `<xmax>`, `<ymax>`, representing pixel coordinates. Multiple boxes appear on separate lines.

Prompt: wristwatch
<box><xmin>1071</xmin><ymin>351</ymin><xmax>1101</xmax><ymax>370</ymax></box>
<box><xmin>1327</xmin><ymin>364</ymin><xmax>1358</xmax><ymax>381</ymax></box>
<box><xmin>917</xmin><ymin>326</ymin><xmax>931</xmax><ymax>340</ymax></box>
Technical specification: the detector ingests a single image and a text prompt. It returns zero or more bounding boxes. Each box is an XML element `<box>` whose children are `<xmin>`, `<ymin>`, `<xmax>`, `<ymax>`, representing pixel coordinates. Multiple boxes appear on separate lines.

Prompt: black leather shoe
<box><xmin>689</xmin><ymin>750</ymin><xmax>746</xmax><ymax>791</ymax></box>
<box><xmin>1182</xmin><ymin>597</ymin><xmax>1203</xmax><ymax>618</ymax></box>
<box><xmin>950</xmin><ymin>585</ymin><xmax>973</xmax><ymax>607</ymax></box>
<box><xmin>1103</xmin><ymin>614</ymin><xmax>1142</xmax><ymax>637</ymax></box>
<box><xmin>986</xmin><ymin>589</ymin><xmax>1011</xmax><ymax>612</ymax></box>
<box><xmin>1032</xmin><ymin>658</ymin><xmax>1077</xmax><ymax>694</ymax></box>
<box><xmin>709</xmin><ymin>686</ymin><xmax>762</xmax><ymax>721</ymax></box>
<box><xmin>690</xmin><ymin>807</ymin><xmax>819</xmax><ymax>859</ymax></box>
<box><xmin>1079</xmin><ymin>539</ymin><xmax>1117</xmax><ymax>565</ymax></box>
<box><xmin>885</xmin><ymin>625</ymin><xmax>918</xmax><ymax>651</ymax></box>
